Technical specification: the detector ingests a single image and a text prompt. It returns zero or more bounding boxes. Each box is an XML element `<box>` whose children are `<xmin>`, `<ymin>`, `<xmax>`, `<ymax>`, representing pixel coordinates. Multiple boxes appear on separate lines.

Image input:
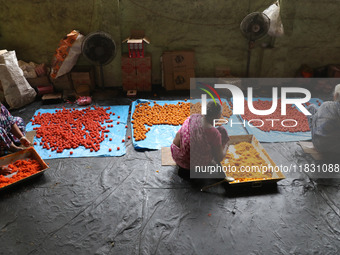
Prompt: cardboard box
<box><xmin>26</xmin><ymin>75</ymin><xmax>51</xmax><ymax>88</ymax></box>
<box><xmin>135</xmin><ymin>57</ymin><xmax>152</xmax><ymax>74</ymax></box>
<box><xmin>163</xmin><ymin>68</ymin><xmax>195</xmax><ymax>91</ymax></box>
<box><xmin>163</xmin><ymin>51</ymin><xmax>195</xmax><ymax>70</ymax></box>
<box><xmin>121</xmin><ymin>57</ymin><xmax>136</xmax><ymax>75</ymax></box>
<box><xmin>162</xmin><ymin>50</ymin><xmax>195</xmax><ymax>69</ymax></box>
<box><xmin>74</xmin><ymin>84</ymin><xmax>91</xmax><ymax>96</ymax></box>
<box><xmin>71</xmin><ymin>73</ymin><xmax>92</xmax><ymax>88</ymax></box>
<box><xmin>52</xmin><ymin>73</ymin><xmax>73</xmax><ymax>92</ymax></box>
<box><xmin>71</xmin><ymin>66</ymin><xmax>95</xmax><ymax>91</ymax></box>
<box><xmin>173</xmin><ymin>68</ymin><xmax>195</xmax><ymax>90</ymax></box>
<box><xmin>42</xmin><ymin>93</ymin><xmax>63</xmax><ymax>104</ymax></box>
<box><xmin>137</xmin><ymin>76</ymin><xmax>152</xmax><ymax>91</ymax></box>
<box><xmin>122</xmin><ymin>76</ymin><xmax>137</xmax><ymax>91</ymax></box>
<box><xmin>122</xmin><ymin>53</ymin><xmax>151</xmax><ymax>91</ymax></box>
<box><xmin>162</xmin><ymin>50</ymin><xmax>195</xmax><ymax>90</ymax></box>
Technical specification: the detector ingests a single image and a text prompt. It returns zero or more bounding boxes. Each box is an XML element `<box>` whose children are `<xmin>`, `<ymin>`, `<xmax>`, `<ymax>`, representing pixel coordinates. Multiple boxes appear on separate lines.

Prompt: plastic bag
<box><xmin>50</xmin><ymin>30</ymin><xmax>84</xmax><ymax>79</ymax></box>
<box><xmin>263</xmin><ymin>1</ymin><xmax>284</xmax><ymax>37</ymax></box>
<box><xmin>76</xmin><ymin>96</ymin><xmax>92</xmax><ymax>106</ymax></box>
<box><xmin>0</xmin><ymin>51</ymin><xmax>37</xmax><ymax>109</ymax></box>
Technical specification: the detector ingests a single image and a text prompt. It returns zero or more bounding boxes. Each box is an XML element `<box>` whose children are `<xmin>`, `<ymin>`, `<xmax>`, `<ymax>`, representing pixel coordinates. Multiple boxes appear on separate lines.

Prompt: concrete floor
<box><xmin>0</xmin><ymin>88</ymin><xmax>339</xmax><ymax>255</ymax></box>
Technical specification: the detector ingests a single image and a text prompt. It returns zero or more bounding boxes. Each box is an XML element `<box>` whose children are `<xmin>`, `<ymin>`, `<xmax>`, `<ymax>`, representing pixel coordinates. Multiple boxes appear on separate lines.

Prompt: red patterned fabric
<box><xmin>171</xmin><ymin>115</ymin><xmax>221</xmax><ymax>169</ymax></box>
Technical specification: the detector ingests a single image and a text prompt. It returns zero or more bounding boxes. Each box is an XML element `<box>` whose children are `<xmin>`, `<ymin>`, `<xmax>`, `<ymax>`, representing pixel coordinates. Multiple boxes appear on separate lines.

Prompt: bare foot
<box><xmin>9</xmin><ymin>142</ymin><xmax>23</xmax><ymax>152</ymax></box>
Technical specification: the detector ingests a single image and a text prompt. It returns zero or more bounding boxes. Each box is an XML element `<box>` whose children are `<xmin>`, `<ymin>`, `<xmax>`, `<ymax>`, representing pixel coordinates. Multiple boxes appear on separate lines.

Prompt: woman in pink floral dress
<box><xmin>171</xmin><ymin>101</ymin><xmax>229</xmax><ymax>178</ymax></box>
<box><xmin>0</xmin><ymin>103</ymin><xmax>30</xmax><ymax>175</ymax></box>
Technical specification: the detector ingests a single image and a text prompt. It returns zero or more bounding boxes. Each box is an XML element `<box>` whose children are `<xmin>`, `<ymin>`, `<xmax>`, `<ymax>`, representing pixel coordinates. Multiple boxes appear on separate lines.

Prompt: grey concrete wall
<box><xmin>0</xmin><ymin>0</ymin><xmax>339</xmax><ymax>86</ymax></box>
<box><xmin>0</xmin><ymin>0</ymin><xmax>121</xmax><ymax>86</ymax></box>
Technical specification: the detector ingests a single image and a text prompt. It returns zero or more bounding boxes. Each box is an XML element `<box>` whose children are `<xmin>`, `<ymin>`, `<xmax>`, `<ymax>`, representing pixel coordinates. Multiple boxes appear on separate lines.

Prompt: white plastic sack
<box><xmin>50</xmin><ymin>30</ymin><xmax>84</xmax><ymax>79</ymax></box>
<box><xmin>263</xmin><ymin>1</ymin><xmax>284</xmax><ymax>37</ymax></box>
<box><xmin>18</xmin><ymin>60</ymin><xmax>38</xmax><ymax>78</ymax></box>
<box><xmin>0</xmin><ymin>51</ymin><xmax>37</xmax><ymax>109</ymax></box>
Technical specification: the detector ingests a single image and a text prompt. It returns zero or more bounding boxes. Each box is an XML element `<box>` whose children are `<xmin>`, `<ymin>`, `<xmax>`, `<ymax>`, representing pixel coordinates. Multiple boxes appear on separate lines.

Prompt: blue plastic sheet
<box><xmin>26</xmin><ymin>105</ymin><xmax>129</xmax><ymax>159</ymax></box>
<box><xmin>237</xmin><ymin>97</ymin><xmax>323</xmax><ymax>142</ymax></box>
<box><xmin>131</xmin><ymin>99</ymin><xmax>248</xmax><ymax>150</ymax></box>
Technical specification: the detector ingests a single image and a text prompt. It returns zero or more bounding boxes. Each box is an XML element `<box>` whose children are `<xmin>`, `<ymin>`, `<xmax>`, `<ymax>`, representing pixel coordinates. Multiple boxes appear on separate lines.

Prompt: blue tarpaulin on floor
<box><xmin>131</xmin><ymin>99</ymin><xmax>248</xmax><ymax>150</ymax></box>
<box><xmin>237</xmin><ymin>97</ymin><xmax>323</xmax><ymax>142</ymax></box>
<box><xmin>26</xmin><ymin>105</ymin><xmax>129</xmax><ymax>159</ymax></box>
<box><xmin>130</xmin><ymin>99</ymin><xmax>185</xmax><ymax>150</ymax></box>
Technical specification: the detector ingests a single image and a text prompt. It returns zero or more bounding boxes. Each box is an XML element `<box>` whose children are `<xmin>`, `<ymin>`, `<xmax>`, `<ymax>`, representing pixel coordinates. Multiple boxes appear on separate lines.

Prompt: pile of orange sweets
<box><xmin>132</xmin><ymin>102</ymin><xmax>191</xmax><ymax>141</ymax></box>
<box><xmin>0</xmin><ymin>159</ymin><xmax>43</xmax><ymax>188</ymax></box>
<box><xmin>239</xmin><ymin>99</ymin><xmax>310</xmax><ymax>132</ymax></box>
<box><xmin>221</xmin><ymin>142</ymin><xmax>273</xmax><ymax>182</ymax></box>
<box><xmin>132</xmin><ymin>101</ymin><xmax>233</xmax><ymax>141</ymax></box>
<box><xmin>31</xmin><ymin>106</ymin><xmax>124</xmax><ymax>153</ymax></box>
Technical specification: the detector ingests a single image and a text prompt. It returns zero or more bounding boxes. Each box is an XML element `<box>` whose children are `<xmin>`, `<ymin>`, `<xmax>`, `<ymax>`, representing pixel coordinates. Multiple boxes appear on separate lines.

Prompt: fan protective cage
<box><xmin>240</xmin><ymin>12</ymin><xmax>270</xmax><ymax>41</ymax></box>
<box><xmin>82</xmin><ymin>31</ymin><xmax>116</xmax><ymax>65</ymax></box>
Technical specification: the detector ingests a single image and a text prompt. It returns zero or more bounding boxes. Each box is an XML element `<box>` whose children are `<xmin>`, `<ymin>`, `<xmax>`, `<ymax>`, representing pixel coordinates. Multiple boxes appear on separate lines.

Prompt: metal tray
<box><xmin>0</xmin><ymin>147</ymin><xmax>49</xmax><ymax>191</ymax></box>
<box><xmin>223</xmin><ymin>135</ymin><xmax>285</xmax><ymax>186</ymax></box>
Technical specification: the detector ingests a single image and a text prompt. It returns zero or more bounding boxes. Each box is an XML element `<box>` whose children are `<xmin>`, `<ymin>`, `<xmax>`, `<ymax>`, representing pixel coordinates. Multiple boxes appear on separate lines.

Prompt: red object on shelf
<box><xmin>35</xmin><ymin>64</ymin><xmax>47</xmax><ymax>77</ymax></box>
<box><xmin>37</xmin><ymin>85</ymin><xmax>54</xmax><ymax>95</ymax></box>
<box><xmin>122</xmin><ymin>30</ymin><xmax>150</xmax><ymax>58</ymax></box>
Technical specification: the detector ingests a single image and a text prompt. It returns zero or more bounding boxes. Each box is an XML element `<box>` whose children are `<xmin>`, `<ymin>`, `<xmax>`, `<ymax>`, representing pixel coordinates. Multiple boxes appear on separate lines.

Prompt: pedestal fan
<box><xmin>81</xmin><ymin>31</ymin><xmax>117</xmax><ymax>88</ymax></box>
<box><xmin>240</xmin><ymin>12</ymin><xmax>270</xmax><ymax>77</ymax></box>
